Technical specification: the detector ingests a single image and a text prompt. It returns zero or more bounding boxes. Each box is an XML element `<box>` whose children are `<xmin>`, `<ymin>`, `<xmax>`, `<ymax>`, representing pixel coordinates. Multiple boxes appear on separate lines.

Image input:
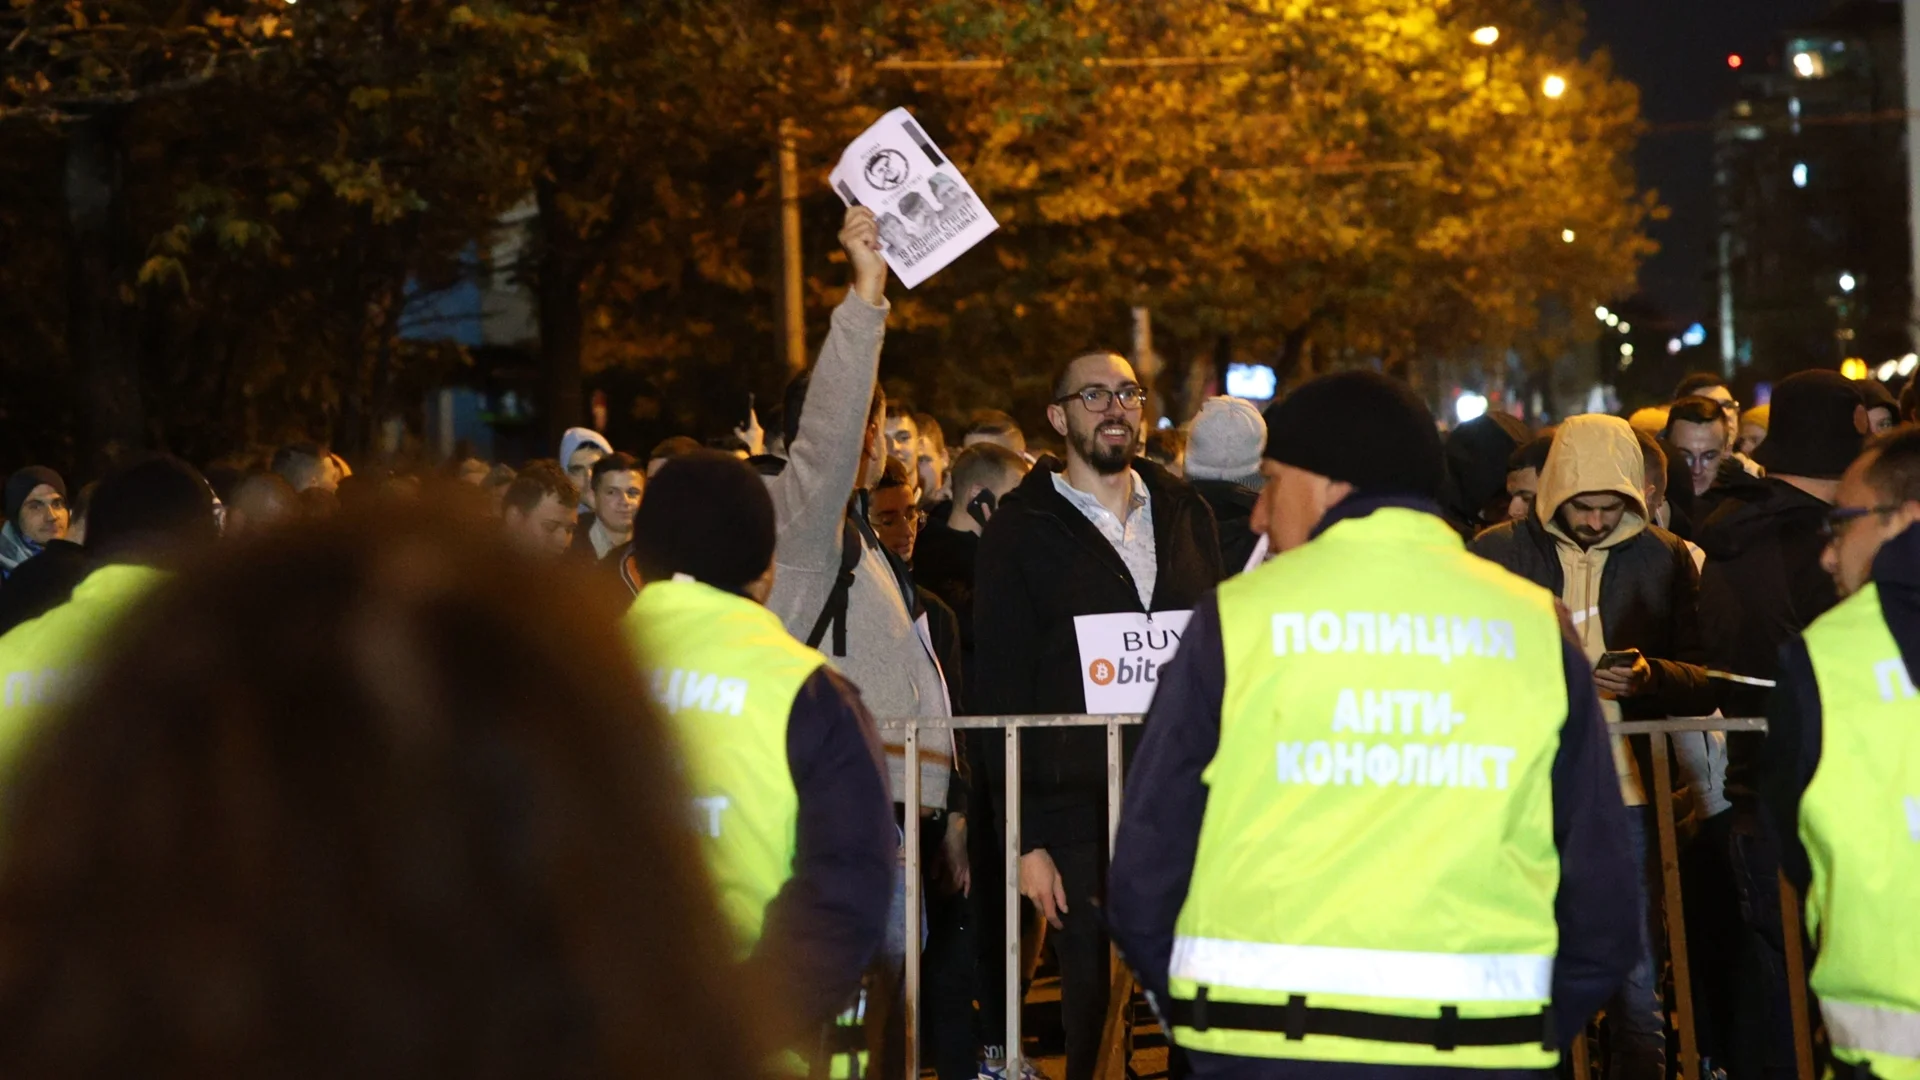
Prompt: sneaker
<box><xmin>977</xmin><ymin>1056</ymin><xmax>1044</xmax><ymax>1080</ymax></box>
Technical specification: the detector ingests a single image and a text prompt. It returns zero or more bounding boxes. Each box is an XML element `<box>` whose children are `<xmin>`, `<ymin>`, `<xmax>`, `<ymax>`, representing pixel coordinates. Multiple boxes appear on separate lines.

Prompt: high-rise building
<box><xmin>1715</xmin><ymin>0</ymin><xmax>1911</xmax><ymax>381</ymax></box>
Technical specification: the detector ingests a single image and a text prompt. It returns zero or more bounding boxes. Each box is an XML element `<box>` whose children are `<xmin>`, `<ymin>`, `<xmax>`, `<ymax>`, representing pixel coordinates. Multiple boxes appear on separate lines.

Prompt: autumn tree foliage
<box><xmin>0</xmin><ymin>0</ymin><xmax>1650</xmax><ymax>468</ymax></box>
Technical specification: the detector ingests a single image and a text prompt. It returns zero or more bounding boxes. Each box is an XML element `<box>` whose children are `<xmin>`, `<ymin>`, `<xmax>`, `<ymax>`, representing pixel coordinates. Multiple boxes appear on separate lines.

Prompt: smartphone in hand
<box><xmin>1597</xmin><ymin>649</ymin><xmax>1642</xmax><ymax>671</ymax></box>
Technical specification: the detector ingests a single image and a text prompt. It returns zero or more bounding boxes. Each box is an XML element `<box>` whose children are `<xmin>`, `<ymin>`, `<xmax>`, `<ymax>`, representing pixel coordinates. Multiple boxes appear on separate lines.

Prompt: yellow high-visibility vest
<box><xmin>1169</xmin><ymin>508</ymin><xmax>1566</xmax><ymax>1068</ymax></box>
<box><xmin>1801</xmin><ymin>583</ymin><xmax>1920</xmax><ymax>1080</ymax></box>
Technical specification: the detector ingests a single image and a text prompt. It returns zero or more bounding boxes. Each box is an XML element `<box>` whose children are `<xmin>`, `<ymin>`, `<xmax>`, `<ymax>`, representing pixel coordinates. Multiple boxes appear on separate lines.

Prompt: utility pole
<box><xmin>779</xmin><ymin>117</ymin><xmax>806</xmax><ymax>373</ymax></box>
<box><xmin>1132</xmin><ymin>305</ymin><xmax>1164</xmax><ymax>427</ymax></box>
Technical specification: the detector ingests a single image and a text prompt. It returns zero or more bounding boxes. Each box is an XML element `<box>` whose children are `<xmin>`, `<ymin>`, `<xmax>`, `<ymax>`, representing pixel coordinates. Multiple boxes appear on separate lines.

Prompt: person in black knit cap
<box><xmin>618</xmin><ymin>450</ymin><xmax>895</xmax><ymax>1071</ymax></box>
<box><xmin>1110</xmin><ymin>369</ymin><xmax>1638</xmax><ymax>1080</ymax></box>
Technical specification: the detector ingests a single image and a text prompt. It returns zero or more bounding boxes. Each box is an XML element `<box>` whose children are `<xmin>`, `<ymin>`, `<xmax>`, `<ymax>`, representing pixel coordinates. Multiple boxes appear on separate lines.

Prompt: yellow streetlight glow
<box><xmin>1471</xmin><ymin>26</ymin><xmax>1500</xmax><ymax>47</ymax></box>
<box><xmin>1542</xmin><ymin>74</ymin><xmax>1568</xmax><ymax>99</ymax></box>
<box><xmin>1561</xmin><ymin>229</ymin><xmax>1576</xmax><ymax>243</ymax></box>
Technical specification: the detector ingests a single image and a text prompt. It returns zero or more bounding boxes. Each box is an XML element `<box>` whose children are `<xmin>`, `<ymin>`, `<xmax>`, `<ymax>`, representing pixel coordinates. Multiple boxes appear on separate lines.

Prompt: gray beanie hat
<box><xmin>1183</xmin><ymin>397</ymin><xmax>1268</xmax><ymax>486</ymax></box>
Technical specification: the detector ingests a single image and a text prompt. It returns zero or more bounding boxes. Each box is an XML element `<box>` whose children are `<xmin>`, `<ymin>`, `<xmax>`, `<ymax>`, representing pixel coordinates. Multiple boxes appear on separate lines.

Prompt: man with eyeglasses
<box><xmin>974</xmin><ymin>351</ymin><xmax>1222</xmax><ymax>1080</ymax></box>
<box><xmin>1674</xmin><ymin>372</ymin><xmax>1744</xmax><ymax>450</ymax></box>
<box><xmin>1691</xmin><ymin>369</ymin><xmax>1869</xmax><ymax>1080</ymax></box>
<box><xmin>1760</xmin><ymin>424</ymin><xmax>1920</xmax><ymax>1080</ymax></box>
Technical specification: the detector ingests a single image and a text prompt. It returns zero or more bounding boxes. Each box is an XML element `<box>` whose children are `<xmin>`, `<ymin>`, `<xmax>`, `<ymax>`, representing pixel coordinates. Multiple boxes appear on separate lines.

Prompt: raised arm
<box><xmin>767</xmin><ymin>208</ymin><xmax>890</xmax><ymax>573</ymax></box>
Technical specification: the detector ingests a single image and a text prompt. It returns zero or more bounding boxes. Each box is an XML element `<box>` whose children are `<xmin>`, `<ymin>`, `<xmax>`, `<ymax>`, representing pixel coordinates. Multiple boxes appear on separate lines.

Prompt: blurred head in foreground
<box><xmin>0</xmin><ymin>512</ymin><xmax>765</xmax><ymax>1079</ymax></box>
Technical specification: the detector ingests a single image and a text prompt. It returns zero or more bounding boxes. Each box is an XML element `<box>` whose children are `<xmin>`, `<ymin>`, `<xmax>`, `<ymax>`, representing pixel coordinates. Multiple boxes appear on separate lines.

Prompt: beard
<box><xmin>1070</xmin><ymin>417</ymin><xmax>1138</xmax><ymax>475</ymax></box>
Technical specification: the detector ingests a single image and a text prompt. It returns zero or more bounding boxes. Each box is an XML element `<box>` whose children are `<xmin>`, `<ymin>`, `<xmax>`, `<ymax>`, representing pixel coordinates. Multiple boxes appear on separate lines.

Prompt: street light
<box><xmin>1562</xmin><ymin>229</ymin><xmax>1576</xmax><ymax>243</ymax></box>
<box><xmin>1542</xmin><ymin>74</ymin><xmax>1568</xmax><ymax>99</ymax></box>
<box><xmin>1618</xmin><ymin>321</ymin><xmax>1631</xmax><ymax>334</ymax></box>
<box><xmin>1840</xmin><ymin>272</ymin><xmax>1857</xmax><ymax>294</ymax></box>
<box><xmin>1595</xmin><ymin>306</ymin><xmax>1611</xmax><ymax>320</ymax></box>
<box><xmin>1471</xmin><ymin>26</ymin><xmax>1500</xmax><ymax>47</ymax></box>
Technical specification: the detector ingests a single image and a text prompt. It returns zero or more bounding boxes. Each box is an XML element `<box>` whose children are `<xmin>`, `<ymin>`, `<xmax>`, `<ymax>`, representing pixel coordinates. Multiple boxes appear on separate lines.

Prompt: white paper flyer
<box><xmin>829</xmin><ymin>108</ymin><xmax>999</xmax><ymax>289</ymax></box>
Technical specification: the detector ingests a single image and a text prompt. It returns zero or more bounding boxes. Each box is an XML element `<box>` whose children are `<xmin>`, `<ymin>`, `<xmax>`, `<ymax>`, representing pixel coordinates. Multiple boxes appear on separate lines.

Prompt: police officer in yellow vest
<box><xmin>0</xmin><ymin>456</ymin><xmax>219</xmax><ymax>775</ymax></box>
<box><xmin>1109</xmin><ymin>372</ymin><xmax>1644</xmax><ymax>1079</ymax></box>
<box><xmin>620</xmin><ymin>450</ymin><xmax>895</xmax><ymax>1073</ymax></box>
<box><xmin>1762</xmin><ymin>425</ymin><xmax>1920</xmax><ymax>1080</ymax></box>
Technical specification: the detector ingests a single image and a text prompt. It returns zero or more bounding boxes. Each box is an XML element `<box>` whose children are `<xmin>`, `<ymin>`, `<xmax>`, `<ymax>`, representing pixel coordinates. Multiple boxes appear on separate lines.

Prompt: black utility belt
<box><xmin>1168</xmin><ymin>988</ymin><xmax>1555</xmax><ymax>1052</ymax></box>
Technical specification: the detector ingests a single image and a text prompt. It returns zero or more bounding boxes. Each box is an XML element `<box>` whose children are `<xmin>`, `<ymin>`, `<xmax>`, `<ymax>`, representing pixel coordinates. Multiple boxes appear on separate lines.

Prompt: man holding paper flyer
<box><xmin>973</xmin><ymin>350</ymin><xmax>1222</xmax><ymax>1080</ymax></box>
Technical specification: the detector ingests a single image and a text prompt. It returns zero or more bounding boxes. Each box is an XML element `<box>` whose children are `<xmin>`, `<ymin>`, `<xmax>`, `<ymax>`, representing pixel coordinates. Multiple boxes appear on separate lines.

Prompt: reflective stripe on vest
<box><xmin>623</xmin><ymin>578</ymin><xmax>820</xmax><ymax>953</ymax></box>
<box><xmin>1170</xmin><ymin>938</ymin><xmax>1552</xmax><ymax>1002</ymax></box>
<box><xmin>1170</xmin><ymin>509</ymin><xmax>1565</xmax><ymax>1069</ymax></box>
<box><xmin>1800</xmin><ymin>583</ymin><xmax>1920</xmax><ymax>1080</ymax></box>
<box><xmin>1826</xmin><ymin>1001</ymin><xmax>1920</xmax><ymax>1059</ymax></box>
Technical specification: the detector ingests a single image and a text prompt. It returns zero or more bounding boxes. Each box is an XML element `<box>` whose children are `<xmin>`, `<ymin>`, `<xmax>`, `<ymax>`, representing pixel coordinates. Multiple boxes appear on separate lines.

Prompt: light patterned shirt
<box><xmin>1052</xmin><ymin>468</ymin><xmax>1157</xmax><ymax>609</ymax></box>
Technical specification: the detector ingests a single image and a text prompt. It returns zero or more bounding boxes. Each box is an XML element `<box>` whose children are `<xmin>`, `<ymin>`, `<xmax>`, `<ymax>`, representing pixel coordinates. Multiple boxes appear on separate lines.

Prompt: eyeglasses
<box><xmin>1823</xmin><ymin>504</ymin><xmax>1904</xmax><ymax>538</ymax></box>
<box><xmin>1056</xmin><ymin>385</ymin><xmax>1148</xmax><ymax>412</ymax></box>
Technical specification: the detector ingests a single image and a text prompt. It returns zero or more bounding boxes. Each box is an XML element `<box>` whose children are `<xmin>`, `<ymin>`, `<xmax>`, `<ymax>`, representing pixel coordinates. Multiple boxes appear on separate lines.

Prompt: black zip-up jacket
<box><xmin>1695</xmin><ymin>474</ymin><xmax>1839</xmax><ymax>796</ymax></box>
<box><xmin>972</xmin><ymin>456</ymin><xmax>1222</xmax><ymax>852</ymax></box>
<box><xmin>1189</xmin><ymin>478</ymin><xmax>1261</xmax><ymax>577</ymax></box>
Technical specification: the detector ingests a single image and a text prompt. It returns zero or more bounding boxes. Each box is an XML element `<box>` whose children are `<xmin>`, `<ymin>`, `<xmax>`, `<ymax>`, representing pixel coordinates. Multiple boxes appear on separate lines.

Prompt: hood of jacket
<box><xmin>558</xmin><ymin>426</ymin><xmax>613</xmax><ymax>467</ymax></box>
<box><xmin>1440</xmin><ymin>412</ymin><xmax>1530</xmax><ymax>533</ymax></box>
<box><xmin>1536</xmin><ymin>414</ymin><xmax>1648</xmax><ymax>552</ymax></box>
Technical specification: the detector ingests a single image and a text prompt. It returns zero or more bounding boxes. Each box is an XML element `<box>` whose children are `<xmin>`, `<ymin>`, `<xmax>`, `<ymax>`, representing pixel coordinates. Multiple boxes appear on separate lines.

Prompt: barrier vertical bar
<box><xmin>1100</xmin><ymin>720</ymin><xmax>1133</xmax><ymax>1080</ymax></box>
<box><xmin>902</xmin><ymin>724</ymin><xmax>921</xmax><ymax>1080</ymax></box>
<box><xmin>1649</xmin><ymin>732</ymin><xmax>1700</xmax><ymax>1080</ymax></box>
<box><xmin>1779</xmin><ymin>873</ymin><xmax>1815</xmax><ymax>1080</ymax></box>
<box><xmin>1005</xmin><ymin>726</ymin><xmax>1024</xmax><ymax>1077</ymax></box>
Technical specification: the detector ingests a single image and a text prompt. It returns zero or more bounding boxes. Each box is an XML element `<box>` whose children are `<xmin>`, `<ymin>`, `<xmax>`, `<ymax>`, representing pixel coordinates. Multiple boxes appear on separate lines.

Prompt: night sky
<box><xmin>1580</xmin><ymin>0</ymin><xmax>1836</xmax><ymax>320</ymax></box>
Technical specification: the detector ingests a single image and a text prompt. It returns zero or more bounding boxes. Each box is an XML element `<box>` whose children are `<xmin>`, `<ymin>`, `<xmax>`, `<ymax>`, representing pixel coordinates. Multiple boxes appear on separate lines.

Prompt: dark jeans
<box><xmin>1684</xmin><ymin>804</ymin><xmax>1798</xmax><ymax>1080</ymax></box>
<box><xmin>971</xmin><ymin>785</ymin><xmax>1011</xmax><ymax>1054</ymax></box>
<box><xmin>1049</xmin><ymin>839</ymin><xmax>1111</xmax><ymax>1080</ymax></box>
<box><xmin>1607</xmin><ymin>808</ymin><xmax>1665</xmax><ymax>1080</ymax></box>
<box><xmin>882</xmin><ymin>812</ymin><xmax>978</xmax><ymax>1080</ymax></box>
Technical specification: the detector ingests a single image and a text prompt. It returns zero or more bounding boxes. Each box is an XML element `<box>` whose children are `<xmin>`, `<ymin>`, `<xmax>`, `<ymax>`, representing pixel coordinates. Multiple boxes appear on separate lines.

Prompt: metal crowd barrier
<box><xmin>879</xmin><ymin>713</ymin><xmax>1142</xmax><ymax>1080</ymax></box>
<box><xmin>875</xmin><ymin>714</ymin><xmax>1807</xmax><ymax>1080</ymax></box>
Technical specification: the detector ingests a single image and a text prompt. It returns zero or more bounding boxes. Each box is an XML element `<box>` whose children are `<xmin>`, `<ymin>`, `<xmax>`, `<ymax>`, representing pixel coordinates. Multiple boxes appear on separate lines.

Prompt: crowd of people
<box><xmin>0</xmin><ymin>204</ymin><xmax>1910</xmax><ymax>1080</ymax></box>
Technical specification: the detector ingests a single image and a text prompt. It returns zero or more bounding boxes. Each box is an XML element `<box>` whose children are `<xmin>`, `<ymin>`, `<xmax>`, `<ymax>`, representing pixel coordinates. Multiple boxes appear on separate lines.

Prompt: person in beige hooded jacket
<box><xmin>1471</xmin><ymin>413</ymin><xmax>1716</xmax><ymax>1080</ymax></box>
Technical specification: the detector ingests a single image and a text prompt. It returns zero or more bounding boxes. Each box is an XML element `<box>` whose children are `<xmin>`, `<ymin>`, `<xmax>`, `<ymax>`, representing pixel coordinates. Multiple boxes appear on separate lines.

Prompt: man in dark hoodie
<box><xmin>0</xmin><ymin>467</ymin><xmax>70</xmax><ymax>581</ymax></box>
<box><xmin>1760</xmin><ymin>425</ymin><xmax>1920</xmax><ymax>1080</ymax></box>
<box><xmin>1691</xmin><ymin>369</ymin><xmax>1866</xmax><ymax>1080</ymax></box>
<box><xmin>0</xmin><ymin>457</ymin><xmax>219</xmax><ymax>770</ymax></box>
<box><xmin>1439</xmin><ymin>410</ymin><xmax>1532</xmax><ymax>541</ymax></box>
<box><xmin>1108</xmin><ymin>371</ymin><xmax>1637</xmax><ymax>1080</ymax></box>
<box><xmin>973</xmin><ymin>350</ymin><xmax>1222</xmax><ymax>1080</ymax></box>
<box><xmin>0</xmin><ymin>481</ymin><xmax>93</xmax><ymax>635</ymax></box>
<box><xmin>1697</xmin><ymin>370</ymin><xmax>1866</xmax><ymax>720</ymax></box>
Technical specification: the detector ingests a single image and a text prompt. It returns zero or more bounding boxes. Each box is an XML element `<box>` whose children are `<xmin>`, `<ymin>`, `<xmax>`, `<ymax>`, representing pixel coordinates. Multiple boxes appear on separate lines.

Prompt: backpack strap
<box><xmin>806</xmin><ymin>514</ymin><xmax>863</xmax><ymax>656</ymax></box>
